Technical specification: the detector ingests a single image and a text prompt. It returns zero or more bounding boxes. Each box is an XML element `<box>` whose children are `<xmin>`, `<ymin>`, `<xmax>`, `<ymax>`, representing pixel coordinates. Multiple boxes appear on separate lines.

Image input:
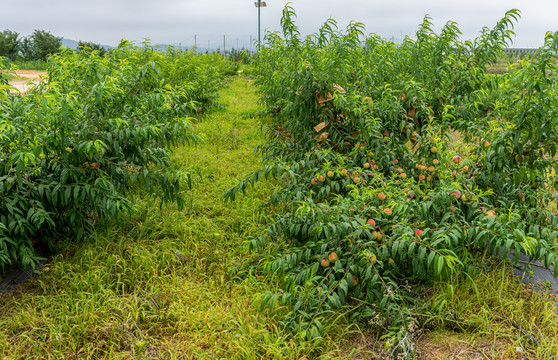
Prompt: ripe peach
<box><xmin>378</xmin><ymin>193</ymin><xmax>386</xmax><ymax>201</ymax></box>
<box><xmin>329</xmin><ymin>252</ymin><xmax>339</xmax><ymax>262</ymax></box>
<box><xmin>450</xmin><ymin>191</ymin><xmax>461</xmax><ymax>199</ymax></box>
<box><xmin>367</xmin><ymin>219</ymin><xmax>376</xmax><ymax>227</ymax></box>
<box><xmin>384</xmin><ymin>208</ymin><xmax>392</xmax><ymax>216</ymax></box>
<box><xmin>327</xmin><ymin>170</ymin><xmax>335</xmax><ymax>178</ymax></box>
<box><xmin>415</xmin><ymin>229</ymin><xmax>423</xmax><ymax>238</ymax></box>
<box><xmin>452</xmin><ymin>156</ymin><xmax>461</xmax><ymax>163</ymax></box>
<box><xmin>321</xmin><ymin>258</ymin><xmax>330</xmax><ymax>267</ymax></box>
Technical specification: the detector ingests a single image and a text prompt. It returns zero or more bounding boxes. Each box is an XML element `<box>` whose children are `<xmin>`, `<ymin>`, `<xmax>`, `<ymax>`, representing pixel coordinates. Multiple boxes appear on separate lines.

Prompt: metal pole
<box><xmin>223</xmin><ymin>35</ymin><xmax>226</xmax><ymax>55</ymax></box>
<box><xmin>258</xmin><ymin>0</ymin><xmax>261</xmax><ymax>50</ymax></box>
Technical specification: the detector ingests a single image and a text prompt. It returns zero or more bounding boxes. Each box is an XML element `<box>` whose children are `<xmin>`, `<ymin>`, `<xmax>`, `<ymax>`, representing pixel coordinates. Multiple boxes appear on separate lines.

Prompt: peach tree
<box><xmin>0</xmin><ymin>43</ymin><xmax>234</xmax><ymax>270</ymax></box>
<box><xmin>226</xmin><ymin>6</ymin><xmax>558</xmax><ymax>358</ymax></box>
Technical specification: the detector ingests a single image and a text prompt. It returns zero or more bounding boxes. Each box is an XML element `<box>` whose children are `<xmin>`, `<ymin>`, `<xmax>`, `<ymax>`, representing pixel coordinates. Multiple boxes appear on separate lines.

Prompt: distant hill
<box><xmin>61</xmin><ymin>38</ymin><xmax>79</xmax><ymax>49</ymax></box>
<box><xmin>61</xmin><ymin>39</ymin><xmax>192</xmax><ymax>52</ymax></box>
<box><xmin>59</xmin><ymin>39</ymin><xmax>235</xmax><ymax>53</ymax></box>
<box><xmin>61</xmin><ymin>38</ymin><xmax>112</xmax><ymax>50</ymax></box>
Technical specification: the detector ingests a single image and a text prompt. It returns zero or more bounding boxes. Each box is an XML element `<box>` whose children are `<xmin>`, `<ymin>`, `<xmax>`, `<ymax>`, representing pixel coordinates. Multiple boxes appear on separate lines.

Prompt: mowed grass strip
<box><xmin>0</xmin><ymin>77</ymin><xmax>352</xmax><ymax>359</ymax></box>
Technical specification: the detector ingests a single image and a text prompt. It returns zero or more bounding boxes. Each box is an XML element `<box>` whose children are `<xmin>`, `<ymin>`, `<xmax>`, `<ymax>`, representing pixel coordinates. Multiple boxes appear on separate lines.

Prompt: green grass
<box><xmin>486</xmin><ymin>54</ymin><xmax>534</xmax><ymax>74</ymax></box>
<box><xmin>2</xmin><ymin>76</ymin><xmax>558</xmax><ymax>360</ymax></box>
<box><xmin>421</xmin><ymin>257</ymin><xmax>558</xmax><ymax>359</ymax></box>
<box><xmin>0</xmin><ymin>77</ymin><xmax>360</xmax><ymax>359</ymax></box>
<box><xmin>4</xmin><ymin>60</ymin><xmax>48</xmax><ymax>71</ymax></box>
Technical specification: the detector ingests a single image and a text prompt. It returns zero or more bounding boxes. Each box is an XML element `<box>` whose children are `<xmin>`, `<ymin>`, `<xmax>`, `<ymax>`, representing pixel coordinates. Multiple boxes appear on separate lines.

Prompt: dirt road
<box><xmin>8</xmin><ymin>70</ymin><xmax>47</xmax><ymax>92</ymax></box>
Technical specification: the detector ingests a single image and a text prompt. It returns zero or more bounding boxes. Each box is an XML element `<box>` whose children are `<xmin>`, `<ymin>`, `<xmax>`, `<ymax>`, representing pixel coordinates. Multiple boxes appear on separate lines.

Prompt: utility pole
<box><xmin>223</xmin><ymin>35</ymin><xmax>226</xmax><ymax>55</ymax></box>
<box><xmin>194</xmin><ymin>35</ymin><xmax>197</xmax><ymax>48</ymax></box>
<box><xmin>254</xmin><ymin>1</ymin><xmax>267</xmax><ymax>51</ymax></box>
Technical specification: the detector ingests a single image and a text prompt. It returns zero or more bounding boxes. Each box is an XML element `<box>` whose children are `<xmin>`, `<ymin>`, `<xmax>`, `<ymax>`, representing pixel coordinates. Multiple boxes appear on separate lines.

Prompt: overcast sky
<box><xmin>2</xmin><ymin>0</ymin><xmax>556</xmax><ymax>49</ymax></box>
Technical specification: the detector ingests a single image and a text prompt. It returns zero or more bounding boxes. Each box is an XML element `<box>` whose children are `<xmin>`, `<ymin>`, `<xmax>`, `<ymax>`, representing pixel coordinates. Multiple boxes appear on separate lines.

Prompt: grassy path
<box><xmin>5</xmin><ymin>76</ymin><xmax>556</xmax><ymax>360</ymax></box>
<box><xmin>0</xmin><ymin>77</ymin><xmax>352</xmax><ymax>359</ymax></box>
<box><xmin>4</xmin><ymin>76</ymin><xmax>558</xmax><ymax>360</ymax></box>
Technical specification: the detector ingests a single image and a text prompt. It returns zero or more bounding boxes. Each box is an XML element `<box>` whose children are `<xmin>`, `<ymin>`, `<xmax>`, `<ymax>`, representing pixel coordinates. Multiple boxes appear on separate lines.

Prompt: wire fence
<box><xmin>173</xmin><ymin>34</ymin><xmax>257</xmax><ymax>54</ymax></box>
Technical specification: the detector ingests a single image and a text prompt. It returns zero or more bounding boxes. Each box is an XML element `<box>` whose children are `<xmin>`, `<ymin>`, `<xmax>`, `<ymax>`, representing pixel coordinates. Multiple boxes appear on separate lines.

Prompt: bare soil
<box><xmin>8</xmin><ymin>70</ymin><xmax>47</xmax><ymax>92</ymax></box>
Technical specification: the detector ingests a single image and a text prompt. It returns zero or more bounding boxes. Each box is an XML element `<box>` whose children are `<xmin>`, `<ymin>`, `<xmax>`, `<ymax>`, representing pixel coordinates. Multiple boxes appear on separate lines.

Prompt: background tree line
<box><xmin>0</xmin><ymin>29</ymin><xmax>106</xmax><ymax>62</ymax></box>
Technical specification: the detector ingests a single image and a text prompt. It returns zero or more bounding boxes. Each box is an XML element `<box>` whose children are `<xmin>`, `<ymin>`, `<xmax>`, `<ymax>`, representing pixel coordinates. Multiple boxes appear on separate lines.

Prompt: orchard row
<box><xmin>0</xmin><ymin>42</ymin><xmax>238</xmax><ymax>270</ymax></box>
<box><xmin>227</xmin><ymin>6</ymin><xmax>558</xmax><ymax>357</ymax></box>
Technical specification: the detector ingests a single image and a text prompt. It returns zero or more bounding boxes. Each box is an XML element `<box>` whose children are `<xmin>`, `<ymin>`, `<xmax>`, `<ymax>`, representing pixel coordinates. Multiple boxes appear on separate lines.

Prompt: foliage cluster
<box><xmin>77</xmin><ymin>40</ymin><xmax>108</xmax><ymax>56</ymax></box>
<box><xmin>0</xmin><ymin>41</ymin><xmax>235</xmax><ymax>271</ymax></box>
<box><xmin>227</xmin><ymin>48</ymin><xmax>253</xmax><ymax>65</ymax></box>
<box><xmin>0</xmin><ymin>77</ymin><xmax>336</xmax><ymax>359</ymax></box>
<box><xmin>0</xmin><ymin>30</ymin><xmax>20</xmax><ymax>62</ymax></box>
<box><xmin>226</xmin><ymin>6</ymin><xmax>558</xmax><ymax>358</ymax></box>
<box><xmin>0</xmin><ymin>29</ymin><xmax>62</xmax><ymax>62</ymax></box>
